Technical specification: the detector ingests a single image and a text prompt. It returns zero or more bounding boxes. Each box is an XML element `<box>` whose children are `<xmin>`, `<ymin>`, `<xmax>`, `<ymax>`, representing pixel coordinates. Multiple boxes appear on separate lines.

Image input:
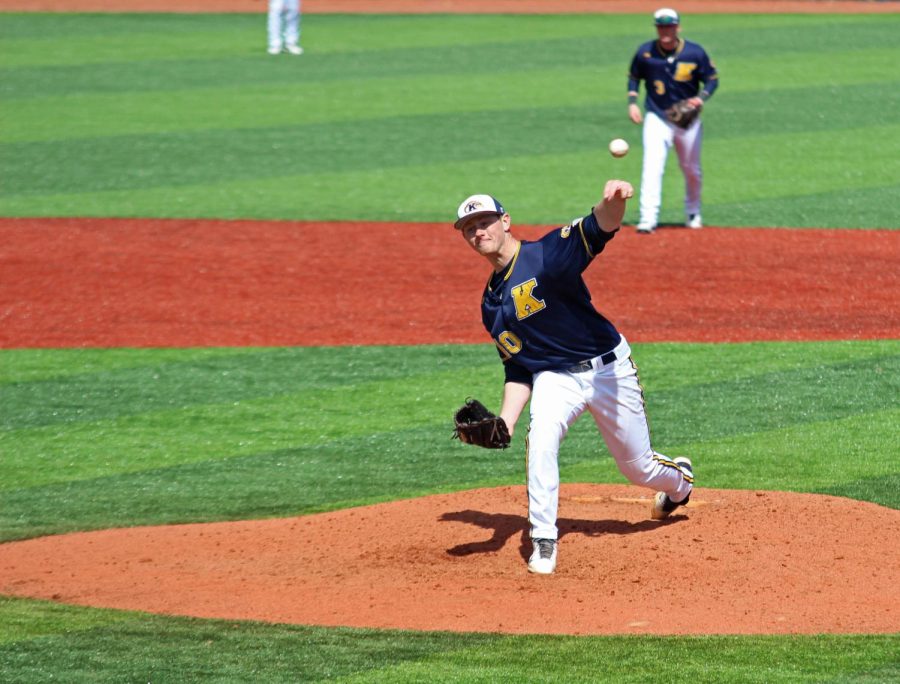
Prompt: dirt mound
<box><xmin>2</xmin><ymin>484</ymin><xmax>897</xmax><ymax>634</ymax></box>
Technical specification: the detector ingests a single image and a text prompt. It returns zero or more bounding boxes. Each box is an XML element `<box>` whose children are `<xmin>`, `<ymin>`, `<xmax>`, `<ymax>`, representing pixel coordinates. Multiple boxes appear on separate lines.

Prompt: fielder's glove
<box><xmin>452</xmin><ymin>398</ymin><xmax>511</xmax><ymax>449</ymax></box>
<box><xmin>665</xmin><ymin>99</ymin><xmax>700</xmax><ymax>129</ymax></box>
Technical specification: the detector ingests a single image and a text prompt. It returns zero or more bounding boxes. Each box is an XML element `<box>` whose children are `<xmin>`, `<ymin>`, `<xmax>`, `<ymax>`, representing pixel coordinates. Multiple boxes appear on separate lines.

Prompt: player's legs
<box><xmin>283</xmin><ymin>0</ymin><xmax>301</xmax><ymax>49</ymax></box>
<box><xmin>526</xmin><ymin>371</ymin><xmax>587</xmax><ymax>540</ymax></box>
<box><xmin>267</xmin><ymin>0</ymin><xmax>286</xmax><ymax>51</ymax></box>
<box><xmin>584</xmin><ymin>337</ymin><xmax>692</xmax><ymax>503</ymax></box>
<box><xmin>638</xmin><ymin>112</ymin><xmax>674</xmax><ymax>229</ymax></box>
<box><xmin>674</xmin><ymin>120</ymin><xmax>703</xmax><ymax>219</ymax></box>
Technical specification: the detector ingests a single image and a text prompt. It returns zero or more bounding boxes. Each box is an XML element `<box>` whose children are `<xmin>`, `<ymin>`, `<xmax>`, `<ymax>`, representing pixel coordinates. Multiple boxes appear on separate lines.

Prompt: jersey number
<box><xmin>494</xmin><ymin>331</ymin><xmax>523</xmax><ymax>360</ymax></box>
<box><xmin>653</xmin><ymin>79</ymin><xmax>666</xmax><ymax>96</ymax></box>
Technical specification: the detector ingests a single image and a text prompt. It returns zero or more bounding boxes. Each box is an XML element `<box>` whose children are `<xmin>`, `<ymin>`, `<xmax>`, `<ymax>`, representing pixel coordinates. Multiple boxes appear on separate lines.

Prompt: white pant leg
<box><xmin>585</xmin><ymin>337</ymin><xmax>692</xmax><ymax>503</ymax></box>
<box><xmin>283</xmin><ymin>0</ymin><xmax>301</xmax><ymax>47</ymax></box>
<box><xmin>268</xmin><ymin>0</ymin><xmax>286</xmax><ymax>50</ymax></box>
<box><xmin>526</xmin><ymin>370</ymin><xmax>587</xmax><ymax>540</ymax></box>
<box><xmin>639</xmin><ymin>111</ymin><xmax>674</xmax><ymax>227</ymax></box>
<box><xmin>674</xmin><ymin>120</ymin><xmax>703</xmax><ymax>217</ymax></box>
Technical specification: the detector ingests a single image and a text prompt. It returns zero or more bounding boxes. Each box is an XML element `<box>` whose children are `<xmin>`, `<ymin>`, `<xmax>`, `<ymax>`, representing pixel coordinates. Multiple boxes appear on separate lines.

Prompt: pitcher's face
<box><xmin>460</xmin><ymin>213</ymin><xmax>510</xmax><ymax>256</ymax></box>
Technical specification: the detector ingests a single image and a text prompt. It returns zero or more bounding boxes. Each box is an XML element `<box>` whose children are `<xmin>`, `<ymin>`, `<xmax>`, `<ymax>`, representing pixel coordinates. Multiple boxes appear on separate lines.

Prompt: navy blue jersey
<box><xmin>481</xmin><ymin>212</ymin><xmax>621</xmax><ymax>385</ymax></box>
<box><xmin>628</xmin><ymin>38</ymin><xmax>718</xmax><ymax>119</ymax></box>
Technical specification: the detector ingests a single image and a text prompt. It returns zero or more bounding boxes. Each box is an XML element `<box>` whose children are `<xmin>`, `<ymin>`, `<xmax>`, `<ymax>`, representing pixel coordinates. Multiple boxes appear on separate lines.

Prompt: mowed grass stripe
<box><xmin>1</xmin><ymin>33</ymin><xmax>624</xmax><ymax>100</ymax></box>
<box><xmin>706</xmin><ymin>123</ymin><xmax>900</xmax><ymax>202</ymax></box>
<box><xmin>2</xmin><ymin>596</ymin><xmax>894</xmax><ymax>683</ymax></box>
<box><xmin>3</xmin><ymin>341</ymin><xmax>894</xmax><ymax>429</ymax></box>
<box><xmin>0</xmin><ymin>13</ymin><xmax>648</xmax><ymax>69</ymax></box>
<box><xmin>2</xmin><ymin>408</ymin><xmax>896</xmax><ymax>541</ymax></box>
<box><xmin>0</xmin><ymin>104</ymin><xmax>616</xmax><ymax>196</ymax></box>
<box><xmin>4</xmin><ymin>56</ymin><xmax>898</xmax><ymax>144</ymax></box>
<box><xmin>657</xmin><ymin>408</ymin><xmax>900</xmax><ymax>492</ymax></box>
<box><xmin>1</xmin><ymin>67</ymin><xmax>618</xmax><ymax>144</ymax></box>
<box><xmin>2</xmin><ymin>342</ymin><xmax>896</xmax><ymax>540</ymax></box>
<box><xmin>711</xmin><ymin>183</ymin><xmax>900</xmax><ymax>230</ymax></box>
<box><xmin>0</xmin><ymin>365</ymin><xmax>496</xmax><ymax>489</ymax></box>
<box><xmin>0</xmin><ymin>429</ymin><xmax>515</xmax><ymax>541</ymax></box>
<box><xmin>0</xmin><ymin>345</ymin><xmax>491</xmax><ymax>428</ymax></box>
<box><xmin>2</xmin><ymin>121</ymin><xmax>897</xmax><ymax>227</ymax></box>
<box><xmin>3</xmin><ymin>97</ymin><xmax>897</xmax><ymax>196</ymax></box>
<box><xmin>3</xmin><ymin>16</ymin><xmax>895</xmax><ymax>100</ymax></box>
<box><xmin>0</xmin><ymin>347</ymin><xmax>247</xmax><ymax>386</ymax></box>
<box><xmin>0</xmin><ymin>596</ymin><xmax>134</xmax><ymax>645</ymax></box>
<box><xmin>2</xmin><ymin>13</ymin><xmax>893</xmax><ymax>70</ymax></box>
<box><xmin>2</xmin><ymin>15</ymin><xmax>894</xmax><ymax>101</ymax></box>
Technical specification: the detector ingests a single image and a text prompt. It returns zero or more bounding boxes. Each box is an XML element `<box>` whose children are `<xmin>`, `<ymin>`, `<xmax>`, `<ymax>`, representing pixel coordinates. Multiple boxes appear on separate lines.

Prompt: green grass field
<box><xmin>1</xmin><ymin>11</ymin><xmax>898</xmax><ymax>683</ymax></box>
<box><xmin>1</xmin><ymin>12</ymin><xmax>899</xmax><ymax>227</ymax></box>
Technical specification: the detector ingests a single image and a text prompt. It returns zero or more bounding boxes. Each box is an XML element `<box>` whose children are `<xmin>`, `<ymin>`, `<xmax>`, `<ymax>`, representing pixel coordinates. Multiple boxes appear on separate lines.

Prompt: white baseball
<box><xmin>608</xmin><ymin>138</ymin><xmax>629</xmax><ymax>158</ymax></box>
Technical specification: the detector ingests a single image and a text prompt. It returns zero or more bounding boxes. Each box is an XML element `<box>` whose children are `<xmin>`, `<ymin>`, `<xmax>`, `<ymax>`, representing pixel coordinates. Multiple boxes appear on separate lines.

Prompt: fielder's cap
<box><xmin>454</xmin><ymin>194</ymin><xmax>506</xmax><ymax>229</ymax></box>
<box><xmin>653</xmin><ymin>7</ymin><xmax>680</xmax><ymax>25</ymax></box>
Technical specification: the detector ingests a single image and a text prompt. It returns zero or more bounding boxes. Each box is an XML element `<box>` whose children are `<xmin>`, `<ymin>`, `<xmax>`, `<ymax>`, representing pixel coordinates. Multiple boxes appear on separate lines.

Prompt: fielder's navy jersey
<box><xmin>481</xmin><ymin>212</ymin><xmax>621</xmax><ymax>385</ymax></box>
<box><xmin>628</xmin><ymin>38</ymin><xmax>718</xmax><ymax>119</ymax></box>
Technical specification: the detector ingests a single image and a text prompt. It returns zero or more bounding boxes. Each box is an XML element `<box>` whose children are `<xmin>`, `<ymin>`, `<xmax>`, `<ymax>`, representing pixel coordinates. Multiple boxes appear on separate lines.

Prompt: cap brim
<box><xmin>454</xmin><ymin>210</ymin><xmax>502</xmax><ymax>229</ymax></box>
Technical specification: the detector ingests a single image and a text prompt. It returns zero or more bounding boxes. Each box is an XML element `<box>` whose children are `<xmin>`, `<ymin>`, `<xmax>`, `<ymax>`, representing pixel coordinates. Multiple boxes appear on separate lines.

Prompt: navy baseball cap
<box><xmin>654</xmin><ymin>8</ymin><xmax>680</xmax><ymax>25</ymax></box>
<box><xmin>454</xmin><ymin>194</ymin><xmax>506</xmax><ymax>229</ymax></box>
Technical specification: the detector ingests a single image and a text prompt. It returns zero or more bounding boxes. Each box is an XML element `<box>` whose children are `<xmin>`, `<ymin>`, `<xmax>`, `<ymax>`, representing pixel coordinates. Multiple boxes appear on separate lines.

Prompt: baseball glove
<box><xmin>665</xmin><ymin>99</ymin><xmax>700</xmax><ymax>129</ymax></box>
<box><xmin>452</xmin><ymin>398</ymin><xmax>510</xmax><ymax>449</ymax></box>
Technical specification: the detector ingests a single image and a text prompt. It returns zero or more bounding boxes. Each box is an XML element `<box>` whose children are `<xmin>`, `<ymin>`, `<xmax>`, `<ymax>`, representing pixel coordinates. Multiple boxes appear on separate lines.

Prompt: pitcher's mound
<box><xmin>1</xmin><ymin>485</ymin><xmax>897</xmax><ymax>634</ymax></box>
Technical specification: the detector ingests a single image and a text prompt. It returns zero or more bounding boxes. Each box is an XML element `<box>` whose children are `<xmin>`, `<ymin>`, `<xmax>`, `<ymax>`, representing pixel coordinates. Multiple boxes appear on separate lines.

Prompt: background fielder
<box><xmin>627</xmin><ymin>7</ymin><xmax>719</xmax><ymax>233</ymax></box>
<box><xmin>267</xmin><ymin>0</ymin><xmax>303</xmax><ymax>55</ymax></box>
<box><xmin>453</xmin><ymin>181</ymin><xmax>694</xmax><ymax>575</ymax></box>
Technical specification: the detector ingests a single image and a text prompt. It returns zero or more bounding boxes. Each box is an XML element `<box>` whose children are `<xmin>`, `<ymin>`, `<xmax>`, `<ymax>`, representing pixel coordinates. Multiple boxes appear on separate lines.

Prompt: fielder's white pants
<box><xmin>268</xmin><ymin>0</ymin><xmax>301</xmax><ymax>50</ymax></box>
<box><xmin>526</xmin><ymin>336</ymin><xmax>692</xmax><ymax>540</ymax></box>
<box><xmin>639</xmin><ymin>110</ymin><xmax>703</xmax><ymax>227</ymax></box>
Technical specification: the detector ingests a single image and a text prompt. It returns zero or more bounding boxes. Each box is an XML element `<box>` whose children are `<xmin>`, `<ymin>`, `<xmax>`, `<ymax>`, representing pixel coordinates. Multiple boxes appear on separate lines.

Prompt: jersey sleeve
<box><xmin>541</xmin><ymin>212</ymin><xmax>616</xmax><ymax>280</ymax></box>
<box><xmin>698</xmin><ymin>49</ymin><xmax>719</xmax><ymax>99</ymax></box>
<box><xmin>580</xmin><ymin>211</ymin><xmax>617</xmax><ymax>255</ymax></box>
<box><xmin>628</xmin><ymin>49</ymin><xmax>644</xmax><ymax>89</ymax></box>
<box><xmin>503</xmin><ymin>359</ymin><xmax>533</xmax><ymax>386</ymax></box>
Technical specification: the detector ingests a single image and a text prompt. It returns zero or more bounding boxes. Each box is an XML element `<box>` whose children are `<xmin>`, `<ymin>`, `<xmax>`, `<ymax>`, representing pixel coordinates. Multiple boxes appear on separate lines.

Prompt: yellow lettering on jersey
<box><xmin>496</xmin><ymin>331</ymin><xmax>523</xmax><ymax>358</ymax></box>
<box><xmin>511</xmin><ymin>278</ymin><xmax>546</xmax><ymax>320</ymax></box>
<box><xmin>674</xmin><ymin>63</ymin><xmax>697</xmax><ymax>82</ymax></box>
<box><xmin>653</xmin><ymin>79</ymin><xmax>666</xmax><ymax>96</ymax></box>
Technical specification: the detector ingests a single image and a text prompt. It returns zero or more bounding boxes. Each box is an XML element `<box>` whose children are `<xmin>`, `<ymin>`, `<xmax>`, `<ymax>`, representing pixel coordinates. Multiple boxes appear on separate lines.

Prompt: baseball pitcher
<box><xmin>452</xmin><ymin>182</ymin><xmax>694</xmax><ymax>574</ymax></box>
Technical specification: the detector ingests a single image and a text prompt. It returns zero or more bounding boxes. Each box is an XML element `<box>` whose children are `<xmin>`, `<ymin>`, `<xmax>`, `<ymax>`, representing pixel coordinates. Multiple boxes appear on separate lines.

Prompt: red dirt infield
<box><xmin>2</xmin><ymin>218</ymin><xmax>898</xmax><ymax>348</ymax></box>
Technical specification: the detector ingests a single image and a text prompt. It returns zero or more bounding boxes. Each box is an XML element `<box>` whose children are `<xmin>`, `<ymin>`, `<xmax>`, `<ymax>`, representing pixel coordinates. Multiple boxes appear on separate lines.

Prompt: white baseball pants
<box><xmin>639</xmin><ymin>110</ymin><xmax>703</xmax><ymax>227</ymax></box>
<box><xmin>525</xmin><ymin>336</ymin><xmax>692</xmax><ymax>540</ymax></box>
<box><xmin>268</xmin><ymin>0</ymin><xmax>301</xmax><ymax>50</ymax></box>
